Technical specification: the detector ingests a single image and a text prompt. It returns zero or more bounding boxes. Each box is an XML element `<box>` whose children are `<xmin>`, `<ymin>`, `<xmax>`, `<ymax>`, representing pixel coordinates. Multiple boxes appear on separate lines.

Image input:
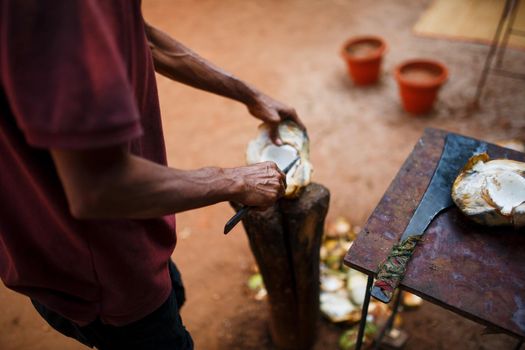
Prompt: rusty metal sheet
<box><xmin>344</xmin><ymin>128</ymin><xmax>525</xmax><ymax>338</ymax></box>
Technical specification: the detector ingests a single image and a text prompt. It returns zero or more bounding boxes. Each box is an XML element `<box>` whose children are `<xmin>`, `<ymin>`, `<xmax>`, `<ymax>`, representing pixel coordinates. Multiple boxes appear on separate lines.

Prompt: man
<box><xmin>0</xmin><ymin>1</ymin><xmax>305</xmax><ymax>349</ymax></box>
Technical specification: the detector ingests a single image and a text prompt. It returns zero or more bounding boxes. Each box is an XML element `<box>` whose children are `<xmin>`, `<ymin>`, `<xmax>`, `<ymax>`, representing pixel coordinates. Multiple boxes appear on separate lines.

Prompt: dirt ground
<box><xmin>1</xmin><ymin>0</ymin><xmax>524</xmax><ymax>349</ymax></box>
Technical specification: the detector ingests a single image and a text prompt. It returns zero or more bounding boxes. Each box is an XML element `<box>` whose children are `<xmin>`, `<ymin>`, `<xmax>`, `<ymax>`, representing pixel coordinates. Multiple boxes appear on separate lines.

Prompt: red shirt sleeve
<box><xmin>0</xmin><ymin>1</ymin><xmax>143</xmax><ymax>149</ymax></box>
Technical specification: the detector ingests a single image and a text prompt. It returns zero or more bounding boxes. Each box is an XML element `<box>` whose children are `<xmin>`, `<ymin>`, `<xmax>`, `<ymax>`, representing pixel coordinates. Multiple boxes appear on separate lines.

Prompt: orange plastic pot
<box><xmin>341</xmin><ymin>36</ymin><xmax>387</xmax><ymax>86</ymax></box>
<box><xmin>394</xmin><ymin>59</ymin><xmax>448</xmax><ymax>115</ymax></box>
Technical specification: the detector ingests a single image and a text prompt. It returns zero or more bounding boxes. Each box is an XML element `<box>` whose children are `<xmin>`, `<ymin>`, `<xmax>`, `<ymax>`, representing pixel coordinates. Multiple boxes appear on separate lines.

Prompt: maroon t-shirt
<box><xmin>0</xmin><ymin>1</ymin><xmax>176</xmax><ymax>325</ymax></box>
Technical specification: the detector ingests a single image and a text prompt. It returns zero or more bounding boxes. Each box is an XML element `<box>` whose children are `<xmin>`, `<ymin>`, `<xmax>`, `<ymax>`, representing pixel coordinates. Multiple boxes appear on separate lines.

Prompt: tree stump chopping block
<box><xmin>232</xmin><ymin>183</ymin><xmax>330</xmax><ymax>350</ymax></box>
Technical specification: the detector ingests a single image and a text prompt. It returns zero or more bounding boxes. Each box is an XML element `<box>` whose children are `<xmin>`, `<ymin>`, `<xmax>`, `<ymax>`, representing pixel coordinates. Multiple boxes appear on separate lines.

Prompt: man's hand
<box><xmin>51</xmin><ymin>145</ymin><xmax>287</xmax><ymax>219</ymax></box>
<box><xmin>228</xmin><ymin>161</ymin><xmax>286</xmax><ymax>208</ymax></box>
<box><xmin>246</xmin><ymin>92</ymin><xmax>306</xmax><ymax>145</ymax></box>
<box><xmin>144</xmin><ymin>23</ymin><xmax>306</xmax><ymax>145</ymax></box>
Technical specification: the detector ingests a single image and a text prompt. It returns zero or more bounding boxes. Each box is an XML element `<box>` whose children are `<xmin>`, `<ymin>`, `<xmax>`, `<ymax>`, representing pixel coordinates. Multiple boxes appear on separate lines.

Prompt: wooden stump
<box><xmin>232</xmin><ymin>183</ymin><xmax>330</xmax><ymax>350</ymax></box>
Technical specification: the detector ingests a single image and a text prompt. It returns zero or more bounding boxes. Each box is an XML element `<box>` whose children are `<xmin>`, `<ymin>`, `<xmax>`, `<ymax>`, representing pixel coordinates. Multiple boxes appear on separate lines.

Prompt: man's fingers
<box><xmin>269</xmin><ymin>126</ymin><xmax>283</xmax><ymax>146</ymax></box>
<box><xmin>280</xmin><ymin>107</ymin><xmax>306</xmax><ymax>131</ymax></box>
<box><xmin>275</xmin><ymin>167</ymin><xmax>286</xmax><ymax>187</ymax></box>
<box><xmin>273</xmin><ymin>168</ymin><xmax>286</xmax><ymax>198</ymax></box>
<box><xmin>252</xmin><ymin>206</ymin><xmax>269</xmax><ymax>212</ymax></box>
<box><xmin>239</xmin><ymin>161</ymin><xmax>288</xmax><ymax>207</ymax></box>
<box><xmin>265</xmin><ymin>162</ymin><xmax>286</xmax><ymax>198</ymax></box>
<box><xmin>279</xmin><ymin>179</ymin><xmax>286</xmax><ymax>197</ymax></box>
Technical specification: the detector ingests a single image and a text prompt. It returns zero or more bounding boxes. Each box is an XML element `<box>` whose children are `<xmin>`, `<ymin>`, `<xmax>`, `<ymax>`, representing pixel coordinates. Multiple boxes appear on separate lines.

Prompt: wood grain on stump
<box><xmin>232</xmin><ymin>183</ymin><xmax>330</xmax><ymax>350</ymax></box>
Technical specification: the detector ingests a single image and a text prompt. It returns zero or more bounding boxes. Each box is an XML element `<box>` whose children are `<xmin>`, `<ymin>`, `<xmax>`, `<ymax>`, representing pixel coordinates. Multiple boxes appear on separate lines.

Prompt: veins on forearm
<box><xmin>84</xmin><ymin>160</ymin><xmax>238</xmax><ymax>219</ymax></box>
<box><xmin>144</xmin><ymin>23</ymin><xmax>257</xmax><ymax>104</ymax></box>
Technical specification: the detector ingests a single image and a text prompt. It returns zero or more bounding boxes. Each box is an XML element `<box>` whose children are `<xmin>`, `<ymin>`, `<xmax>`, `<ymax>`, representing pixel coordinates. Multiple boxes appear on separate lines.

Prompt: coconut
<box><xmin>402</xmin><ymin>293</ymin><xmax>423</xmax><ymax>308</ymax></box>
<box><xmin>326</xmin><ymin>216</ymin><xmax>352</xmax><ymax>238</ymax></box>
<box><xmin>320</xmin><ymin>290</ymin><xmax>358</xmax><ymax>323</ymax></box>
<box><xmin>338</xmin><ymin>322</ymin><xmax>378</xmax><ymax>350</ymax></box>
<box><xmin>347</xmin><ymin>268</ymin><xmax>370</xmax><ymax>306</ymax></box>
<box><xmin>320</xmin><ymin>274</ymin><xmax>345</xmax><ymax>292</ymax></box>
<box><xmin>451</xmin><ymin>153</ymin><xmax>525</xmax><ymax>227</ymax></box>
<box><xmin>246</xmin><ymin>121</ymin><xmax>312</xmax><ymax>198</ymax></box>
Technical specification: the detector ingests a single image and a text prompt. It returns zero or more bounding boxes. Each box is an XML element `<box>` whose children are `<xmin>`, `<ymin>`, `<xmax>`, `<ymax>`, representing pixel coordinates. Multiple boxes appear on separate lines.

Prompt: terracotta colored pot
<box><xmin>394</xmin><ymin>59</ymin><xmax>448</xmax><ymax>114</ymax></box>
<box><xmin>341</xmin><ymin>36</ymin><xmax>387</xmax><ymax>86</ymax></box>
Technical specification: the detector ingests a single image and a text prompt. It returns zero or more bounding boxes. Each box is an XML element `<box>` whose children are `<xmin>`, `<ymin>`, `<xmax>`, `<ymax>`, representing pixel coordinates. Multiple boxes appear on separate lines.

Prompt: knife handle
<box><xmin>371</xmin><ymin>235</ymin><xmax>422</xmax><ymax>303</ymax></box>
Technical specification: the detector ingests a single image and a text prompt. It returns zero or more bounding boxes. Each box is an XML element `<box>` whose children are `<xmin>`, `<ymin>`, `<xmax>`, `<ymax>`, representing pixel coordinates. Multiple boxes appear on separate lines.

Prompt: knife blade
<box><xmin>223</xmin><ymin>156</ymin><xmax>300</xmax><ymax>235</ymax></box>
<box><xmin>371</xmin><ymin>133</ymin><xmax>486</xmax><ymax>303</ymax></box>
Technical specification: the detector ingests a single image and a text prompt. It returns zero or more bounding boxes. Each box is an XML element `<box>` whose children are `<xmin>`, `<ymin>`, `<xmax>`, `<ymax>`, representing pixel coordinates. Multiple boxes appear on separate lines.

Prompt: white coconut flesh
<box><xmin>320</xmin><ymin>274</ymin><xmax>345</xmax><ymax>292</ymax></box>
<box><xmin>246</xmin><ymin>121</ymin><xmax>312</xmax><ymax>198</ymax></box>
<box><xmin>484</xmin><ymin>172</ymin><xmax>525</xmax><ymax>216</ymax></box>
<box><xmin>320</xmin><ymin>291</ymin><xmax>356</xmax><ymax>323</ymax></box>
<box><xmin>452</xmin><ymin>154</ymin><xmax>525</xmax><ymax>227</ymax></box>
<box><xmin>347</xmin><ymin>269</ymin><xmax>369</xmax><ymax>306</ymax></box>
<box><xmin>260</xmin><ymin>144</ymin><xmax>298</xmax><ymax>171</ymax></box>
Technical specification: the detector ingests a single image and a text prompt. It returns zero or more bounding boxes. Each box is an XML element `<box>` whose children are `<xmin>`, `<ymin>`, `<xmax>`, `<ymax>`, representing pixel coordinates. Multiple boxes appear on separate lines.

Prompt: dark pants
<box><xmin>32</xmin><ymin>261</ymin><xmax>194</xmax><ymax>350</ymax></box>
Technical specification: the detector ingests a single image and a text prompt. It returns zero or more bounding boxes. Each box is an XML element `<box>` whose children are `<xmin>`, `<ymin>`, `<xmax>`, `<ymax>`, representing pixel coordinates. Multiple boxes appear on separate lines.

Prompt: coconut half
<box><xmin>246</xmin><ymin>121</ymin><xmax>312</xmax><ymax>198</ymax></box>
<box><xmin>347</xmin><ymin>268</ymin><xmax>370</xmax><ymax>306</ymax></box>
<box><xmin>320</xmin><ymin>290</ymin><xmax>358</xmax><ymax>323</ymax></box>
<box><xmin>451</xmin><ymin>153</ymin><xmax>525</xmax><ymax>227</ymax></box>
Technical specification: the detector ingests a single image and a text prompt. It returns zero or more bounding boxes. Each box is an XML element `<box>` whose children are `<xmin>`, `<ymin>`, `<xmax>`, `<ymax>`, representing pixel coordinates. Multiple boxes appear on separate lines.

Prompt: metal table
<box><xmin>344</xmin><ymin>128</ymin><xmax>525</xmax><ymax>349</ymax></box>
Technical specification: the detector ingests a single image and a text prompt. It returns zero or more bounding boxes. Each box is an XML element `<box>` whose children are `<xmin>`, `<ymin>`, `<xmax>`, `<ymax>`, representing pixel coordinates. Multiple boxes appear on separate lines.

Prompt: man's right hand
<box><xmin>227</xmin><ymin>162</ymin><xmax>286</xmax><ymax>209</ymax></box>
<box><xmin>52</xmin><ymin>144</ymin><xmax>287</xmax><ymax>220</ymax></box>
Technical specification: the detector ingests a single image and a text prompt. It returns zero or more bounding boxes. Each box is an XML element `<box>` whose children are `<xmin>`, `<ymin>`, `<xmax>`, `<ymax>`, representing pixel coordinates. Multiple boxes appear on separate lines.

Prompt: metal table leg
<box><xmin>496</xmin><ymin>0</ymin><xmax>521</xmax><ymax>68</ymax></box>
<box><xmin>473</xmin><ymin>0</ymin><xmax>515</xmax><ymax>105</ymax></box>
<box><xmin>355</xmin><ymin>275</ymin><xmax>374</xmax><ymax>350</ymax></box>
<box><xmin>373</xmin><ymin>290</ymin><xmax>403</xmax><ymax>350</ymax></box>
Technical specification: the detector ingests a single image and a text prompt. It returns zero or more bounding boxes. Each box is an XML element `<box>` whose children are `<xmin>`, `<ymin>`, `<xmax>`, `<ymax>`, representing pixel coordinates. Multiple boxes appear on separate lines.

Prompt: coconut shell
<box><xmin>246</xmin><ymin>121</ymin><xmax>312</xmax><ymax>198</ymax></box>
<box><xmin>452</xmin><ymin>154</ymin><xmax>525</xmax><ymax>227</ymax></box>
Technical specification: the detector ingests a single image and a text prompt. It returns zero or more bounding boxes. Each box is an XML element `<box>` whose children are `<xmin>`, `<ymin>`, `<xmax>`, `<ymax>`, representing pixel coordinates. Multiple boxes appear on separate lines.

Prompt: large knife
<box><xmin>371</xmin><ymin>133</ymin><xmax>486</xmax><ymax>303</ymax></box>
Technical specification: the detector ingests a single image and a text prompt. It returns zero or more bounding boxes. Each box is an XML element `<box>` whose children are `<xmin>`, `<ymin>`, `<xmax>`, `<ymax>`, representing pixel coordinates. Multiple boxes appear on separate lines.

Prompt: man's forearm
<box><xmin>51</xmin><ymin>146</ymin><xmax>285</xmax><ymax>220</ymax></box>
<box><xmin>144</xmin><ymin>22</ymin><xmax>306</xmax><ymax>143</ymax></box>
<box><xmin>144</xmin><ymin>23</ymin><xmax>258</xmax><ymax>105</ymax></box>
<box><xmin>81</xmin><ymin>159</ymin><xmax>238</xmax><ymax>219</ymax></box>
<box><xmin>53</xmin><ymin>149</ymin><xmax>238</xmax><ymax>219</ymax></box>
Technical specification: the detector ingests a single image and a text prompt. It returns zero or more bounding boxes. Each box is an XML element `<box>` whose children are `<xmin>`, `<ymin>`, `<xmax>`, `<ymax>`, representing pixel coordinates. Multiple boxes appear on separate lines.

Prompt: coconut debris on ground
<box><xmin>246</xmin><ymin>216</ymin><xmax>423</xmax><ymax>349</ymax></box>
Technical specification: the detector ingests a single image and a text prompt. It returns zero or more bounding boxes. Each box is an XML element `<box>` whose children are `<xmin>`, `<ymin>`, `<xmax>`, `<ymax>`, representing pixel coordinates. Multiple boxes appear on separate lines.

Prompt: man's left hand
<box><xmin>246</xmin><ymin>92</ymin><xmax>306</xmax><ymax>145</ymax></box>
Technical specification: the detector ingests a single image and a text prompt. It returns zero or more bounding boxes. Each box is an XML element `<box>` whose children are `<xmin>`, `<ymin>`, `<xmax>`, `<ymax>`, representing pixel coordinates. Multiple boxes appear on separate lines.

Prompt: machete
<box><xmin>371</xmin><ymin>133</ymin><xmax>486</xmax><ymax>303</ymax></box>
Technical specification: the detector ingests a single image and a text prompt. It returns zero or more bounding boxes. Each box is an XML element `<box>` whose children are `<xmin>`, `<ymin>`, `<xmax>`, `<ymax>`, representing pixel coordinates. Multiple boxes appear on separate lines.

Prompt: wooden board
<box><xmin>414</xmin><ymin>0</ymin><xmax>525</xmax><ymax>49</ymax></box>
<box><xmin>344</xmin><ymin>128</ymin><xmax>525</xmax><ymax>338</ymax></box>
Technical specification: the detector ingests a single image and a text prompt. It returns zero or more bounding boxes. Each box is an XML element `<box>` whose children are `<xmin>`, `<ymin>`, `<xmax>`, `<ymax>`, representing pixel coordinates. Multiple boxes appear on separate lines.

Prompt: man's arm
<box><xmin>144</xmin><ymin>23</ymin><xmax>305</xmax><ymax>144</ymax></box>
<box><xmin>51</xmin><ymin>146</ymin><xmax>285</xmax><ymax>219</ymax></box>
